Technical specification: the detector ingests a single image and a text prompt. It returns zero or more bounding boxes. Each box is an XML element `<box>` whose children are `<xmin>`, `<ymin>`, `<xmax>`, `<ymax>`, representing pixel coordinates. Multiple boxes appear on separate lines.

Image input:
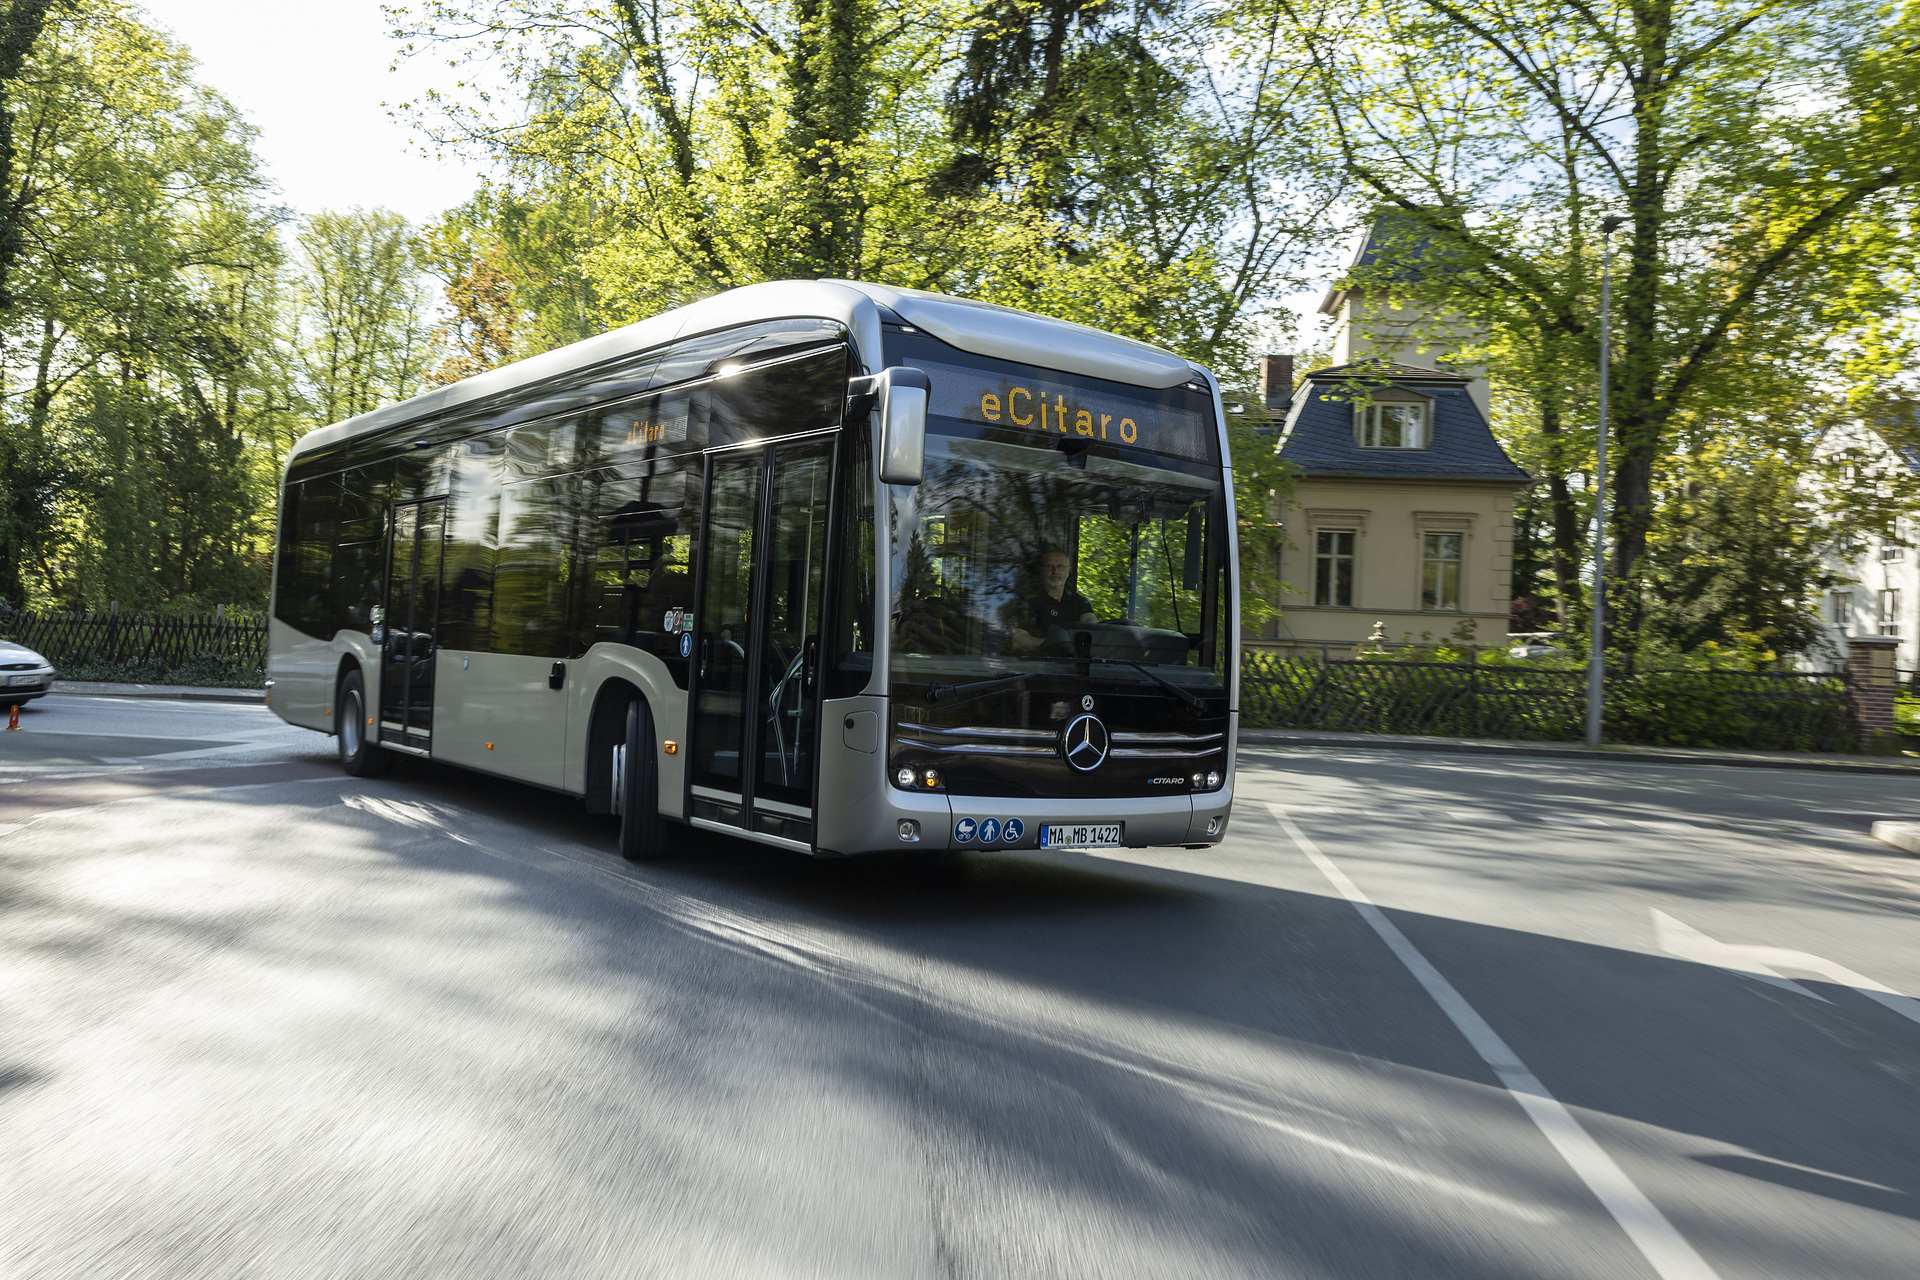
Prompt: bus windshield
<box><xmin>886</xmin><ymin>365</ymin><xmax>1228</xmax><ymax>696</ymax></box>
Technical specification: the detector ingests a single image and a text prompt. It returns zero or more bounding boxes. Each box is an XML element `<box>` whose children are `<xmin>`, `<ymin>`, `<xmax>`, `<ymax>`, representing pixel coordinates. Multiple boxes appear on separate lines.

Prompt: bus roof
<box><xmin>286</xmin><ymin>280</ymin><xmax>1204</xmax><ymax>464</ymax></box>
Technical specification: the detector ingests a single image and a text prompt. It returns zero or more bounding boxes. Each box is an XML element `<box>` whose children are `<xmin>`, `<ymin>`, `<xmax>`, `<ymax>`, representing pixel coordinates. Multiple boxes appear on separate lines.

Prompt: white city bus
<box><xmin>268</xmin><ymin>281</ymin><xmax>1239</xmax><ymax>859</ymax></box>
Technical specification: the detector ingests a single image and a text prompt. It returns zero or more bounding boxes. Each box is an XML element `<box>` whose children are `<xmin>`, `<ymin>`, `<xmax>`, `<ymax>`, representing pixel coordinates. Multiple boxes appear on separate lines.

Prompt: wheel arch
<box><xmin>584</xmin><ymin>678</ymin><xmax>643</xmax><ymax>815</ymax></box>
<box><xmin>330</xmin><ymin>653</ymin><xmax>365</xmax><ymax>737</ymax></box>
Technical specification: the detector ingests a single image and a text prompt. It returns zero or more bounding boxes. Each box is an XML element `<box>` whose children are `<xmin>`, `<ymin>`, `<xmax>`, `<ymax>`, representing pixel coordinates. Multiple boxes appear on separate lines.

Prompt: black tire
<box><xmin>616</xmin><ymin>697</ymin><xmax>666</xmax><ymax>861</ymax></box>
<box><xmin>337</xmin><ymin>670</ymin><xmax>392</xmax><ymax>777</ymax></box>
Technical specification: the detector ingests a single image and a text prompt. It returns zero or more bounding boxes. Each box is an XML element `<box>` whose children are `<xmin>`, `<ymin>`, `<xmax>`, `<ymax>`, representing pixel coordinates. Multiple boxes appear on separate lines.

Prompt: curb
<box><xmin>1872</xmin><ymin>822</ymin><xmax>1920</xmax><ymax>857</ymax></box>
<box><xmin>1238</xmin><ymin>729</ymin><xmax>1920</xmax><ymax>777</ymax></box>
<box><xmin>48</xmin><ymin>681</ymin><xmax>266</xmax><ymax>705</ymax></box>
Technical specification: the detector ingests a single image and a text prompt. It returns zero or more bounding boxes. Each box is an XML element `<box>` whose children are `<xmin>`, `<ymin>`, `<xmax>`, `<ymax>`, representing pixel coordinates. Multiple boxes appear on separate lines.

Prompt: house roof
<box><xmin>1319</xmin><ymin>209</ymin><xmax>1467</xmax><ymax>315</ymax></box>
<box><xmin>1277</xmin><ymin>362</ymin><xmax>1530</xmax><ymax>483</ymax></box>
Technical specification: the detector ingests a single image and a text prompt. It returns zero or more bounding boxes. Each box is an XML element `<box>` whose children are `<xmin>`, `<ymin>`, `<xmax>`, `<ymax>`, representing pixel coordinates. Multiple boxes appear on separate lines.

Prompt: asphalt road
<box><xmin>3</xmin><ymin>693</ymin><xmax>1918</xmax><ymax>1279</ymax></box>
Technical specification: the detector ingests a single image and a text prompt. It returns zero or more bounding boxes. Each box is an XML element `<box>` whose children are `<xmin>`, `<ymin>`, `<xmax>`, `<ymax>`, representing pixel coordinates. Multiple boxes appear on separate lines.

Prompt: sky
<box><xmin>139</xmin><ymin>0</ymin><xmax>490</xmax><ymax>227</ymax></box>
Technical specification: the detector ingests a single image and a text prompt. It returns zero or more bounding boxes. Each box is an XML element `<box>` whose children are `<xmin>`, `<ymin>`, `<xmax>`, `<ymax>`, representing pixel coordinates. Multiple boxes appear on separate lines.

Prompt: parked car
<box><xmin>0</xmin><ymin>640</ymin><xmax>55</xmax><ymax>706</ymax></box>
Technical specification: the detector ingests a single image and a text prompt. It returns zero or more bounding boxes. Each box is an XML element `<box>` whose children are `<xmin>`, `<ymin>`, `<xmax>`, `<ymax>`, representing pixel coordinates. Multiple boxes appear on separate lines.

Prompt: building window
<box><xmin>1314</xmin><ymin>530</ymin><xmax>1354</xmax><ymax>606</ymax></box>
<box><xmin>1421</xmin><ymin>532</ymin><xmax>1462</xmax><ymax>610</ymax></box>
<box><xmin>1880</xmin><ymin>540</ymin><xmax>1905</xmax><ymax>562</ymax></box>
<box><xmin>1830</xmin><ymin>591</ymin><xmax>1852</xmax><ymax>629</ymax></box>
<box><xmin>1357</xmin><ymin>403</ymin><xmax>1428</xmax><ymax>449</ymax></box>
<box><xmin>1879</xmin><ymin>589</ymin><xmax>1901</xmax><ymax>637</ymax></box>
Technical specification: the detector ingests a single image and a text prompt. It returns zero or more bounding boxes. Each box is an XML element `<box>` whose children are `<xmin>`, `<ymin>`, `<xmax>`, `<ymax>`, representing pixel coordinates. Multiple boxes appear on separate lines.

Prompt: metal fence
<box><xmin>1241</xmin><ymin>651</ymin><xmax>1860</xmax><ymax>753</ymax></box>
<box><xmin>0</xmin><ymin>605</ymin><xmax>268</xmax><ymax>678</ymax></box>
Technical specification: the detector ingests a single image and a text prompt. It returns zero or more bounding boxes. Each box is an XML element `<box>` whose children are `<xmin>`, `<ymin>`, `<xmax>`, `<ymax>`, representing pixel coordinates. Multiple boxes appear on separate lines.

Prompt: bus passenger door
<box><xmin>380</xmin><ymin>498</ymin><xmax>444</xmax><ymax>752</ymax></box>
<box><xmin>688</xmin><ymin>450</ymin><xmax>760</xmax><ymax>822</ymax></box>
<box><xmin>688</xmin><ymin>436</ymin><xmax>833</xmax><ymax>845</ymax></box>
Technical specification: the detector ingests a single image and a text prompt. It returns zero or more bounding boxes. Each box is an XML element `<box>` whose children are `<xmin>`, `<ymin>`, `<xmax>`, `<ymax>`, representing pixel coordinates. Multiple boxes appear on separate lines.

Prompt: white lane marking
<box><xmin>1652</xmin><ymin>911</ymin><xmax>1829</xmax><ymax>1002</ymax></box>
<box><xmin>1652</xmin><ymin>909</ymin><xmax>1920</xmax><ymax>1028</ymax></box>
<box><xmin>1442</xmin><ymin>809</ymin><xmax>1505</xmax><ymax>821</ymax></box>
<box><xmin>1540</xmin><ymin>814</ymin><xmax>1611</xmax><ymax>828</ymax></box>
<box><xmin>1270</xmin><ymin>803</ymin><xmax>1721</xmax><ymax>1280</ymax></box>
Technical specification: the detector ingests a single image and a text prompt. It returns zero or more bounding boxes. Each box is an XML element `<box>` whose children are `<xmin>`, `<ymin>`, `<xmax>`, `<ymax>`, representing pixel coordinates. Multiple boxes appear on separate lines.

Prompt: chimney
<box><xmin>1260</xmin><ymin>353</ymin><xmax>1294</xmax><ymax>414</ymax></box>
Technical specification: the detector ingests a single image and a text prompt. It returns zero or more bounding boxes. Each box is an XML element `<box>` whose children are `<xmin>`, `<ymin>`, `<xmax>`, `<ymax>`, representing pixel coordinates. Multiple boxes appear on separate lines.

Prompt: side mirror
<box><xmin>874</xmin><ymin>367</ymin><xmax>930</xmax><ymax>486</ymax></box>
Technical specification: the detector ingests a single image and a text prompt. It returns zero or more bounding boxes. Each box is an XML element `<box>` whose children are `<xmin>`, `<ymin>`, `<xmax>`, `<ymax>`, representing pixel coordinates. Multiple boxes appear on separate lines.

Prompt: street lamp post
<box><xmin>1586</xmin><ymin>215</ymin><xmax>1626</xmax><ymax>748</ymax></box>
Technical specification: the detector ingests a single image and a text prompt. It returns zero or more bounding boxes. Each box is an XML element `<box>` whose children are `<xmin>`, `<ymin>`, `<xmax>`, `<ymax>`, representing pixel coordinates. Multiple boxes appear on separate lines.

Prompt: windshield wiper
<box><xmin>926</xmin><ymin>673</ymin><xmax>1032</xmax><ymax>703</ymax></box>
<box><xmin>1087</xmin><ymin>657</ymin><xmax>1218</xmax><ymax>714</ymax></box>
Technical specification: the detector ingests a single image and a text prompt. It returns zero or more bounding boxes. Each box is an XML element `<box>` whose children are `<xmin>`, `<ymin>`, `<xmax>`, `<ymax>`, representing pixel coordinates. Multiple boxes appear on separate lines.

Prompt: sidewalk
<box><xmin>49</xmin><ymin>680</ymin><xmax>266</xmax><ymax>705</ymax></box>
<box><xmin>1238</xmin><ymin>726</ymin><xmax>1920</xmax><ymax>776</ymax></box>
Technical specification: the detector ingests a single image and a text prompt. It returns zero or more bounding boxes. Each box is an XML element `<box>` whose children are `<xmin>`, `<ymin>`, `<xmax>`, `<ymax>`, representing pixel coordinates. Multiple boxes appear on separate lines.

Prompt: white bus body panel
<box><xmin>433</xmin><ymin>650</ymin><xmax>568</xmax><ymax>787</ymax></box>
<box><xmin>267</xmin><ymin>618</ymin><xmax>332</xmax><ymax>731</ymax></box>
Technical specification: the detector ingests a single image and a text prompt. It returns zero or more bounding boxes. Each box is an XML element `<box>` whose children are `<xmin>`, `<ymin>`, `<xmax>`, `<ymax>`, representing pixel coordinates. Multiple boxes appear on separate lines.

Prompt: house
<box><xmin>1810</xmin><ymin>412</ymin><xmax>1920</xmax><ymax>674</ymax></box>
<box><xmin>1247</xmin><ymin>216</ymin><xmax>1532</xmax><ymax>655</ymax></box>
<box><xmin>1252</xmin><ymin>359</ymin><xmax>1531</xmax><ymax>654</ymax></box>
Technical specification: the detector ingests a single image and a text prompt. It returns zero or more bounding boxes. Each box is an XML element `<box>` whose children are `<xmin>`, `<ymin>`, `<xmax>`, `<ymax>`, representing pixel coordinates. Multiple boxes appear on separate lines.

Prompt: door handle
<box><xmin>802</xmin><ymin>637</ymin><xmax>819</xmax><ymax>692</ymax></box>
<box><xmin>698</xmin><ymin>635</ymin><xmax>712</xmax><ymax>682</ymax></box>
<box><xmin>549</xmin><ymin>660</ymin><xmax>566</xmax><ymax>690</ymax></box>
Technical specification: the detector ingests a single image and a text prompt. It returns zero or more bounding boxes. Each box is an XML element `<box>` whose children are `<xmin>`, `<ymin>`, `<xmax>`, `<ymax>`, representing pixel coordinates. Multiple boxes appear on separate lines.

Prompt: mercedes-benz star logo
<box><xmin>1061</xmin><ymin>714</ymin><xmax>1110</xmax><ymax>772</ymax></box>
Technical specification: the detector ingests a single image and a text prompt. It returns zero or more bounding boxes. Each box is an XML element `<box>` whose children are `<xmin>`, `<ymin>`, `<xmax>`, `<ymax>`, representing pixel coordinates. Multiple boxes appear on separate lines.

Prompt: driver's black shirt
<box><xmin>1019</xmin><ymin>590</ymin><xmax>1094</xmax><ymax>636</ymax></box>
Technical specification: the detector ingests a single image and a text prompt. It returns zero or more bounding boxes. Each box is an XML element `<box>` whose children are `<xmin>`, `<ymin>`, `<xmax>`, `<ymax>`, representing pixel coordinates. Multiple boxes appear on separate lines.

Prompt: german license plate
<box><xmin>7</xmin><ymin>674</ymin><xmax>38</xmax><ymax>686</ymax></box>
<box><xmin>1041</xmin><ymin>823</ymin><xmax>1123</xmax><ymax>848</ymax></box>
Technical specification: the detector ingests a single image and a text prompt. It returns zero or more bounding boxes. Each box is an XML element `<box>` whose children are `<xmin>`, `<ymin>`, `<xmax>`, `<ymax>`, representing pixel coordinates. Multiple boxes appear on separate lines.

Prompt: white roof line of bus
<box><xmin>285</xmin><ymin>279</ymin><xmax>1204</xmax><ymax>465</ymax></box>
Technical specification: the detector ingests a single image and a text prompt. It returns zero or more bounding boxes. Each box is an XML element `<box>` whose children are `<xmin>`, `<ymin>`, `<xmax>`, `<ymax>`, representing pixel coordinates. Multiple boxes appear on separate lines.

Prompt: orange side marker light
<box><xmin>485</xmin><ymin>743</ymin><xmax>494</xmax><ymax>750</ymax></box>
<box><xmin>663</xmin><ymin>740</ymin><xmax>678</xmax><ymax>755</ymax></box>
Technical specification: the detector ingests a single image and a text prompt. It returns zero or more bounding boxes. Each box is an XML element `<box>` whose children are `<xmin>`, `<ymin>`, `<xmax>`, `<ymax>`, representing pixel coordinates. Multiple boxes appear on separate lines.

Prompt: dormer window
<box><xmin>1355</xmin><ymin>389</ymin><xmax>1432</xmax><ymax>449</ymax></box>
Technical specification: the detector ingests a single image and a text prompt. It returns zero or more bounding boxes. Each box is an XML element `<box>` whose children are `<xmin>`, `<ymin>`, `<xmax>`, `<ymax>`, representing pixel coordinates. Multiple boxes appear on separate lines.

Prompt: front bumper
<box><xmin>842</xmin><ymin>784</ymin><xmax>1234</xmax><ymax>854</ymax></box>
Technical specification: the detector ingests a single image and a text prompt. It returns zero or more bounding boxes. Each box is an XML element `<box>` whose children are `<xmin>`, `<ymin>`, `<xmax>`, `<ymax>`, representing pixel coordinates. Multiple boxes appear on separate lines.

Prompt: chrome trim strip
<box><xmin>1111</xmin><ymin>731</ymin><xmax>1224</xmax><ymax>744</ymax></box>
<box><xmin>904</xmin><ymin>724</ymin><xmax>1056</xmax><ymax>741</ymax></box>
<box><xmin>690</xmin><ymin>784</ymin><xmax>745</xmax><ymax>802</ymax></box>
<box><xmin>897</xmin><ymin>739</ymin><xmax>1056</xmax><ymax>756</ymax></box>
<box><xmin>690</xmin><ymin>816</ymin><xmax>813</xmax><ymax>854</ymax></box>
<box><xmin>1111</xmin><ymin>747</ymin><xmax>1223</xmax><ymax>759</ymax></box>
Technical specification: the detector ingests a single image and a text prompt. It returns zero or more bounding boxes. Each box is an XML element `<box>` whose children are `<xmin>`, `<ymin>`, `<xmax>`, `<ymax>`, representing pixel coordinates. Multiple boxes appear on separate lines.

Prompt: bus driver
<box><xmin>1007</xmin><ymin>547</ymin><xmax>1097</xmax><ymax>654</ymax></box>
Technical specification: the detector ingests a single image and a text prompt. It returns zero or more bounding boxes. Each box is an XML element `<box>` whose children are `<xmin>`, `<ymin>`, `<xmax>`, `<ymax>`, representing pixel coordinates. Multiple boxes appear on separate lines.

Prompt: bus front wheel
<box><xmin>337</xmin><ymin>670</ymin><xmax>392</xmax><ymax>777</ymax></box>
<box><xmin>615</xmin><ymin>697</ymin><xmax>666</xmax><ymax>861</ymax></box>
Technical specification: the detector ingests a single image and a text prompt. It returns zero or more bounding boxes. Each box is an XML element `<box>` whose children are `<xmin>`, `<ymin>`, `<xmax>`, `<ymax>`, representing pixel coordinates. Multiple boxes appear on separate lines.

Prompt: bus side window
<box><xmin>441</xmin><ymin>435</ymin><xmax>503</xmax><ymax>653</ymax></box>
<box><xmin>826</xmin><ymin>420</ymin><xmax>874</xmax><ymax>697</ymax></box>
<box><xmin>707</xmin><ymin>347</ymin><xmax>847</xmax><ymax>448</ymax></box>
<box><xmin>294</xmin><ymin>477</ymin><xmax>340</xmax><ymax>638</ymax></box>
<box><xmin>494</xmin><ymin>417</ymin><xmax>573</xmax><ymax>660</ymax></box>
<box><xmin>273</xmin><ymin>483</ymin><xmax>301</xmax><ymax>629</ymax></box>
<box><xmin>331</xmin><ymin>461</ymin><xmax>391</xmax><ymax>634</ymax></box>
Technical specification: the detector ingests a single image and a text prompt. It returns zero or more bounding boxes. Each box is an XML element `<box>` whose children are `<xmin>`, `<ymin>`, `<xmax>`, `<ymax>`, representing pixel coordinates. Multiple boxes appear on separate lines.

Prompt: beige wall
<box><xmin>1325</xmin><ymin>288</ymin><xmax>1491</xmax><ymax>416</ymax></box>
<box><xmin>1256</xmin><ymin>478</ymin><xmax>1521</xmax><ymax>653</ymax></box>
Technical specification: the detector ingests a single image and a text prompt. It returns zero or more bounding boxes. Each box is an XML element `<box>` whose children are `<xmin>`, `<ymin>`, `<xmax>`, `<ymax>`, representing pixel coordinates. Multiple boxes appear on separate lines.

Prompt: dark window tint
<box><xmin>273</xmin><ymin>483</ymin><xmax>301</xmax><ymax>628</ymax></box>
<box><xmin>495</xmin><ymin>473</ymin><xmax>576</xmax><ymax>660</ymax></box>
<box><xmin>292</xmin><ymin>478</ymin><xmax>339</xmax><ymax>636</ymax></box>
<box><xmin>827</xmin><ymin>422</ymin><xmax>874</xmax><ymax>697</ymax></box>
<box><xmin>574</xmin><ymin>452</ymin><xmax>701</xmax><ymax>681</ymax></box>
<box><xmin>706</xmin><ymin>347</ymin><xmax>847</xmax><ymax>449</ymax></box>
<box><xmin>441</xmin><ymin>435</ymin><xmax>503</xmax><ymax>651</ymax></box>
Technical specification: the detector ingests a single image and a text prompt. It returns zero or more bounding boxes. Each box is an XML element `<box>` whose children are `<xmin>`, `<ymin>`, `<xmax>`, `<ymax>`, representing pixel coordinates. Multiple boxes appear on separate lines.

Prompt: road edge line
<box><xmin>1268</xmin><ymin>802</ymin><xmax>1720</xmax><ymax>1280</ymax></box>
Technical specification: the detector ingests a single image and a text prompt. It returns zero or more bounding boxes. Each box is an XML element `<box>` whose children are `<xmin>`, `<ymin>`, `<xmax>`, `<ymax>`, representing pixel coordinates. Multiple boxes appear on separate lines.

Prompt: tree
<box><xmin>0</xmin><ymin>0</ymin><xmax>287</xmax><ymax>608</ymax></box>
<box><xmin>1262</xmin><ymin>0</ymin><xmax>1920</xmax><ymax>648</ymax></box>
<box><xmin>291</xmin><ymin>208</ymin><xmax>431</xmax><ymax>424</ymax></box>
<box><xmin>390</xmin><ymin>0</ymin><xmax>1340</xmax><ymax>371</ymax></box>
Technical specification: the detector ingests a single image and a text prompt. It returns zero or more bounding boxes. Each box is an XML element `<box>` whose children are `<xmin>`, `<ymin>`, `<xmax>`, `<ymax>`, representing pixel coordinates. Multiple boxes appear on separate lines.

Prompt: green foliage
<box><xmin>391</xmin><ymin>0</ymin><xmax>1340</xmax><ymax>371</ymax></box>
<box><xmin>0</xmin><ymin>3</ymin><xmax>435</xmax><ymax>612</ymax></box>
<box><xmin>1254</xmin><ymin>0</ymin><xmax>1920</xmax><ymax>655</ymax></box>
